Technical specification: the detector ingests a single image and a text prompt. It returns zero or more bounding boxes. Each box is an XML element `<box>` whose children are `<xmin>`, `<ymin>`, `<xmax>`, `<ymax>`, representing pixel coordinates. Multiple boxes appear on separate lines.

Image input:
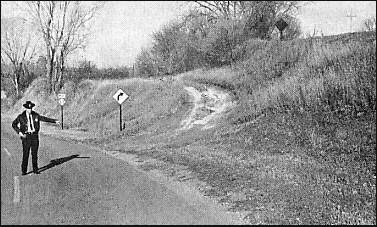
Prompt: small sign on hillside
<box><xmin>275</xmin><ymin>18</ymin><xmax>288</xmax><ymax>40</ymax></box>
<box><xmin>57</xmin><ymin>93</ymin><xmax>66</xmax><ymax>106</ymax></box>
<box><xmin>58</xmin><ymin>98</ymin><xmax>66</xmax><ymax>106</ymax></box>
<box><xmin>113</xmin><ymin>89</ymin><xmax>129</xmax><ymax>105</ymax></box>
<box><xmin>275</xmin><ymin>18</ymin><xmax>288</xmax><ymax>31</ymax></box>
<box><xmin>57</xmin><ymin>93</ymin><xmax>66</xmax><ymax>130</ymax></box>
<box><xmin>113</xmin><ymin>89</ymin><xmax>129</xmax><ymax>132</ymax></box>
<box><xmin>58</xmin><ymin>93</ymin><xmax>66</xmax><ymax>99</ymax></box>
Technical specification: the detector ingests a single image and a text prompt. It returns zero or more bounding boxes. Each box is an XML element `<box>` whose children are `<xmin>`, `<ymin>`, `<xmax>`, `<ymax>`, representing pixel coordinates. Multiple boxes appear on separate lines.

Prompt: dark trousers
<box><xmin>21</xmin><ymin>134</ymin><xmax>39</xmax><ymax>173</ymax></box>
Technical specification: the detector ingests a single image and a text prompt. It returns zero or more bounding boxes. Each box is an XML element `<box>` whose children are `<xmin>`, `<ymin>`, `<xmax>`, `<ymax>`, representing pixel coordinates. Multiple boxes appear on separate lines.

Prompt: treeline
<box><xmin>135</xmin><ymin>1</ymin><xmax>302</xmax><ymax>77</ymax></box>
<box><xmin>1</xmin><ymin>1</ymin><xmax>105</xmax><ymax>106</ymax></box>
<box><xmin>64</xmin><ymin>60</ymin><xmax>133</xmax><ymax>83</ymax></box>
<box><xmin>1</xmin><ymin>58</ymin><xmax>132</xmax><ymax>104</ymax></box>
<box><xmin>1</xmin><ymin>1</ymin><xmax>303</xmax><ymax>104</ymax></box>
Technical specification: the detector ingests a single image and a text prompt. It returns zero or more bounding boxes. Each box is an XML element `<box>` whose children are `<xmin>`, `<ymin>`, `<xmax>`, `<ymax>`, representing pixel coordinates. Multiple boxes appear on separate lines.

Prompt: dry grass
<box><xmin>179</xmin><ymin>32</ymin><xmax>376</xmax><ymax>124</ymax></box>
<box><xmin>144</xmin><ymin>31</ymin><xmax>376</xmax><ymax>224</ymax></box>
<box><xmin>251</xmin><ymin>39</ymin><xmax>376</xmax><ymax>115</ymax></box>
<box><xmin>106</xmin><ymin>110</ymin><xmax>375</xmax><ymax>224</ymax></box>
<box><xmin>5</xmin><ymin>31</ymin><xmax>375</xmax><ymax>225</ymax></box>
<box><xmin>10</xmin><ymin>77</ymin><xmax>189</xmax><ymax>138</ymax></box>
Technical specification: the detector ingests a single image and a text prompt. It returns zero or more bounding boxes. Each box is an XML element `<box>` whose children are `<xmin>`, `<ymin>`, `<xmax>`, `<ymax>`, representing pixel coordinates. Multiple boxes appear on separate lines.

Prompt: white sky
<box><xmin>297</xmin><ymin>1</ymin><xmax>376</xmax><ymax>36</ymax></box>
<box><xmin>1</xmin><ymin>1</ymin><xmax>376</xmax><ymax>68</ymax></box>
<box><xmin>79</xmin><ymin>1</ymin><xmax>188</xmax><ymax>68</ymax></box>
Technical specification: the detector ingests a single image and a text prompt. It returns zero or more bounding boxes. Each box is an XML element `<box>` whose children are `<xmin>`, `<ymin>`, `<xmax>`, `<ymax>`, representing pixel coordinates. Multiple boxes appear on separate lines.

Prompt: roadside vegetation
<box><xmin>1</xmin><ymin>1</ymin><xmax>375</xmax><ymax>225</ymax></box>
<box><xmin>172</xmin><ymin>31</ymin><xmax>376</xmax><ymax>224</ymax></box>
<box><xmin>10</xmin><ymin>76</ymin><xmax>188</xmax><ymax>139</ymax></box>
<box><xmin>182</xmin><ymin>31</ymin><xmax>376</xmax><ymax>122</ymax></box>
<box><xmin>5</xmin><ymin>30</ymin><xmax>375</xmax><ymax>225</ymax></box>
<box><xmin>119</xmin><ymin>31</ymin><xmax>376</xmax><ymax>225</ymax></box>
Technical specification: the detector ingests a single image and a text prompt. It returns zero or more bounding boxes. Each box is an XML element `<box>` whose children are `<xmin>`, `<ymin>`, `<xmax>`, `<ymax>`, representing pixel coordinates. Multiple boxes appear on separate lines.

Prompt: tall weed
<box><xmin>233</xmin><ymin>32</ymin><xmax>376</xmax><ymax>123</ymax></box>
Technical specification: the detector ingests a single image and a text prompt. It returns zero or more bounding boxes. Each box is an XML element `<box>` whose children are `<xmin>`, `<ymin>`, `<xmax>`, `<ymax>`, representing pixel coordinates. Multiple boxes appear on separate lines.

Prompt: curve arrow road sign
<box><xmin>113</xmin><ymin>89</ymin><xmax>129</xmax><ymax>104</ymax></box>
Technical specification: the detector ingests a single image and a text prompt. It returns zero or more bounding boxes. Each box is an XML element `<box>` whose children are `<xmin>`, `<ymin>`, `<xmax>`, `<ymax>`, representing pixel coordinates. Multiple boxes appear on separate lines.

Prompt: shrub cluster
<box><xmin>135</xmin><ymin>8</ymin><xmax>301</xmax><ymax>78</ymax></box>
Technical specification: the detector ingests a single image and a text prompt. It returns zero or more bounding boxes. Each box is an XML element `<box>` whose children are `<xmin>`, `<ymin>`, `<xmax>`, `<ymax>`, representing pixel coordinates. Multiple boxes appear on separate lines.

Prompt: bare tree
<box><xmin>21</xmin><ymin>1</ymin><xmax>104</xmax><ymax>93</ymax></box>
<box><xmin>191</xmin><ymin>1</ymin><xmax>304</xmax><ymax>39</ymax></box>
<box><xmin>1</xmin><ymin>17</ymin><xmax>39</xmax><ymax>98</ymax></box>
<box><xmin>191</xmin><ymin>1</ymin><xmax>302</xmax><ymax>20</ymax></box>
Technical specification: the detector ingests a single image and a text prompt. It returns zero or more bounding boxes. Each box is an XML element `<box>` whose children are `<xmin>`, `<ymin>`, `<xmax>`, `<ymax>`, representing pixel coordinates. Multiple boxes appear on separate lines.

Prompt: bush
<box><xmin>29</xmin><ymin>77</ymin><xmax>50</xmax><ymax>97</ymax></box>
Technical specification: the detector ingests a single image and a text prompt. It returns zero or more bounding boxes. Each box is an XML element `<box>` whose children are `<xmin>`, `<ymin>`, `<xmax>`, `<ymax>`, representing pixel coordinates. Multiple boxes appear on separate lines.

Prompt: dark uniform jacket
<box><xmin>12</xmin><ymin>111</ymin><xmax>57</xmax><ymax>135</ymax></box>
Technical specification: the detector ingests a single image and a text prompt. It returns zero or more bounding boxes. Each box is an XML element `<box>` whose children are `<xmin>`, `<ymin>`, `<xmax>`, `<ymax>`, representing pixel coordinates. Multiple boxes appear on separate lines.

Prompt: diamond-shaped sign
<box><xmin>275</xmin><ymin>18</ymin><xmax>288</xmax><ymax>31</ymax></box>
<box><xmin>113</xmin><ymin>89</ymin><xmax>129</xmax><ymax>104</ymax></box>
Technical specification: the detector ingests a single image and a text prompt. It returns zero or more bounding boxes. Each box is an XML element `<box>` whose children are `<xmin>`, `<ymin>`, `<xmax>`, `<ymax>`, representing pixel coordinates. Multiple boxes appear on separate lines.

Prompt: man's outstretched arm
<box><xmin>38</xmin><ymin>115</ymin><xmax>59</xmax><ymax>123</ymax></box>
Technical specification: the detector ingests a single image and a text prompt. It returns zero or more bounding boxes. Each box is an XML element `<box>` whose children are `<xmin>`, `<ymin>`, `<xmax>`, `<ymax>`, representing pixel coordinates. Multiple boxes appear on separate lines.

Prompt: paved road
<box><xmin>1</xmin><ymin>118</ymin><xmax>243</xmax><ymax>225</ymax></box>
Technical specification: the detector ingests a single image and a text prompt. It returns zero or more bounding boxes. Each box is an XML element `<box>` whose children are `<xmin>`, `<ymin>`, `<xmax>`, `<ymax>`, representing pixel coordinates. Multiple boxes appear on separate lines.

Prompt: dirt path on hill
<box><xmin>179</xmin><ymin>86</ymin><xmax>235</xmax><ymax>130</ymax></box>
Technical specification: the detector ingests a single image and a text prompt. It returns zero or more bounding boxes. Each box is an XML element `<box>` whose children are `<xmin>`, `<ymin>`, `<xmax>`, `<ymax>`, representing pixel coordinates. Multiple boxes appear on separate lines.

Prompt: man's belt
<box><xmin>25</xmin><ymin>132</ymin><xmax>37</xmax><ymax>135</ymax></box>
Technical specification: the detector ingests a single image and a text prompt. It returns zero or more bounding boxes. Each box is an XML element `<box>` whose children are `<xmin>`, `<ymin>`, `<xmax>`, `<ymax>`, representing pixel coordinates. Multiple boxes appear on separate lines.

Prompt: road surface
<box><xmin>1</xmin><ymin>118</ymin><xmax>244</xmax><ymax>225</ymax></box>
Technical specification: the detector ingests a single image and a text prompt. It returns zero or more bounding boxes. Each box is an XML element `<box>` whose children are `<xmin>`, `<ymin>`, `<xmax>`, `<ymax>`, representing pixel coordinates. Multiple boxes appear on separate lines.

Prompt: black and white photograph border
<box><xmin>1</xmin><ymin>1</ymin><xmax>376</xmax><ymax>225</ymax></box>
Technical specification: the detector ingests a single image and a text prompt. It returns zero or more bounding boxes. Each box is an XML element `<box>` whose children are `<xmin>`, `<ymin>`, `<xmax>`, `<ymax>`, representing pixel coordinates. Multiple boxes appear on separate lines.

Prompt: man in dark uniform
<box><xmin>12</xmin><ymin>101</ymin><xmax>60</xmax><ymax>175</ymax></box>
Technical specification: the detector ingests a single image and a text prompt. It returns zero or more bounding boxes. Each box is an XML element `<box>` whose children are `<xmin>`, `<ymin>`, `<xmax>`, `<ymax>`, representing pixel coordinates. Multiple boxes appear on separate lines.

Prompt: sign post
<box><xmin>113</xmin><ymin>89</ymin><xmax>129</xmax><ymax>131</ymax></box>
<box><xmin>61</xmin><ymin>105</ymin><xmax>64</xmax><ymax>130</ymax></box>
<box><xmin>58</xmin><ymin>94</ymin><xmax>66</xmax><ymax>130</ymax></box>
<box><xmin>119</xmin><ymin>104</ymin><xmax>122</xmax><ymax>131</ymax></box>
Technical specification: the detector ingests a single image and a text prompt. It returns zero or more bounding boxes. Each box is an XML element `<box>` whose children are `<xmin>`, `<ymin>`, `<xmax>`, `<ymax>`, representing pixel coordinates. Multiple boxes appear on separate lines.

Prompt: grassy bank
<box><xmin>166</xmin><ymin>31</ymin><xmax>375</xmax><ymax>224</ymax></box>
<box><xmin>104</xmin><ymin>109</ymin><xmax>375</xmax><ymax>224</ymax></box>
<box><xmin>180</xmin><ymin>31</ymin><xmax>375</xmax><ymax>124</ymax></box>
<box><xmin>10</xmin><ymin>77</ymin><xmax>189</xmax><ymax>138</ymax></box>
<box><xmin>5</xmin><ymin>31</ymin><xmax>375</xmax><ymax>224</ymax></box>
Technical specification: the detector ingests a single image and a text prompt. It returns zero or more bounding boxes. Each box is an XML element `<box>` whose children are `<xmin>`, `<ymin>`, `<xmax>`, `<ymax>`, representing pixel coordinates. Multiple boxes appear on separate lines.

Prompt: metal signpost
<box><xmin>113</xmin><ymin>89</ymin><xmax>129</xmax><ymax>131</ymax></box>
<box><xmin>58</xmin><ymin>93</ymin><xmax>66</xmax><ymax>130</ymax></box>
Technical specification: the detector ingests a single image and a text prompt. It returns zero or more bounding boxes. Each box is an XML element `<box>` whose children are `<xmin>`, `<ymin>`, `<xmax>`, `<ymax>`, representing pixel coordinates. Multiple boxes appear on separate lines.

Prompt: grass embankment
<box><xmin>173</xmin><ymin>31</ymin><xmax>375</xmax><ymax>224</ymax></box>
<box><xmin>7</xmin><ymin>31</ymin><xmax>375</xmax><ymax>224</ymax></box>
<box><xmin>181</xmin><ymin>31</ymin><xmax>376</xmax><ymax>122</ymax></box>
<box><xmin>116</xmin><ymin>31</ymin><xmax>375</xmax><ymax>224</ymax></box>
<box><xmin>10</xmin><ymin>77</ymin><xmax>189</xmax><ymax>139</ymax></box>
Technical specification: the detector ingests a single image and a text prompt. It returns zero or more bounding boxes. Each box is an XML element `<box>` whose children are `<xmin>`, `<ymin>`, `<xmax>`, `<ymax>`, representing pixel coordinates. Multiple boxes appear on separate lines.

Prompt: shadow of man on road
<box><xmin>26</xmin><ymin>154</ymin><xmax>90</xmax><ymax>174</ymax></box>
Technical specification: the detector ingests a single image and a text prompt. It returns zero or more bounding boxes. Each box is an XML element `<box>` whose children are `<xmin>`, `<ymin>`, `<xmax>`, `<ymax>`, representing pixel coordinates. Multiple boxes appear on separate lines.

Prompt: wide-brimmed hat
<box><xmin>23</xmin><ymin>101</ymin><xmax>35</xmax><ymax>109</ymax></box>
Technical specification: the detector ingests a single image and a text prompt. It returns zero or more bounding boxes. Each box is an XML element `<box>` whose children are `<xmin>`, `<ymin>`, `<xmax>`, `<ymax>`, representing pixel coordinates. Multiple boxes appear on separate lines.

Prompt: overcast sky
<box><xmin>1</xmin><ymin>1</ymin><xmax>376</xmax><ymax>68</ymax></box>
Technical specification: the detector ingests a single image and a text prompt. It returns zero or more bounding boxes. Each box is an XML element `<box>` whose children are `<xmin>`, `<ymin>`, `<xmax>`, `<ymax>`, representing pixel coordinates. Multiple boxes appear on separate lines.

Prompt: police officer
<box><xmin>12</xmin><ymin>101</ymin><xmax>60</xmax><ymax>175</ymax></box>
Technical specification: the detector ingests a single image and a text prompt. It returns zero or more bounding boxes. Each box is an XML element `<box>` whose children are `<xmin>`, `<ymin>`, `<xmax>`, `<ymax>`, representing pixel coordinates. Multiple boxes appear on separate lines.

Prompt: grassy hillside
<box><xmin>181</xmin><ymin>31</ymin><xmax>375</xmax><ymax>123</ymax></box>
<box><xmin>6</xmin><ymin>31</ymin><xmax>376</xmax><ymax>224</ymax></box>
<box><xmin>10</xmin><ymin>77</ymin><xmax>189</xmax><ymax>138</ymax></box>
